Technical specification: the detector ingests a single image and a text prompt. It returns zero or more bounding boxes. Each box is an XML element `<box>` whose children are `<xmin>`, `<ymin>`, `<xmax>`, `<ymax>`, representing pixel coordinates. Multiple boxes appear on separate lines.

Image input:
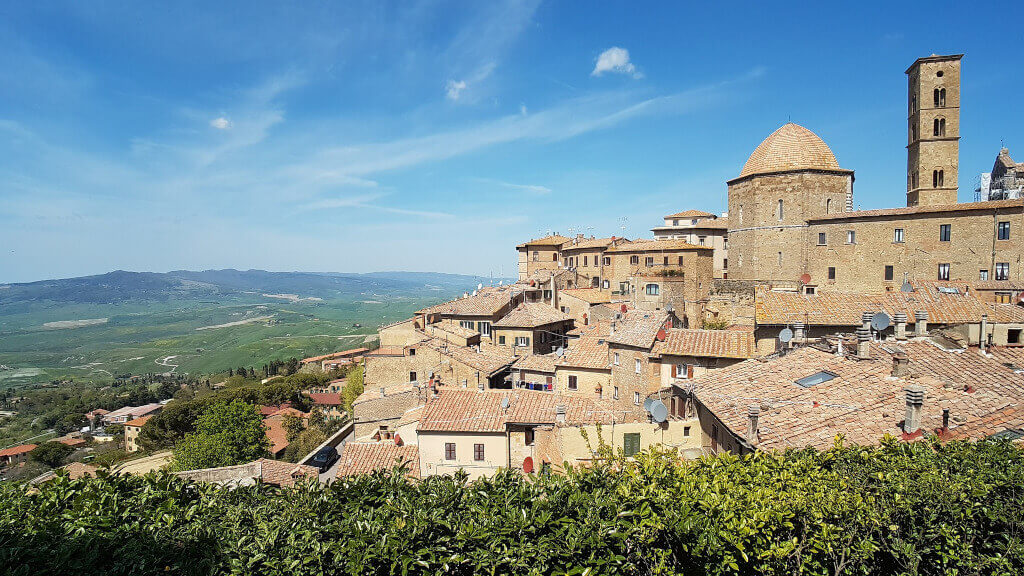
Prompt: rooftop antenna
<box><xmin>618</xmin><ymin>216</ymin><xmax>628</xmax><ymax>235</ymax></box>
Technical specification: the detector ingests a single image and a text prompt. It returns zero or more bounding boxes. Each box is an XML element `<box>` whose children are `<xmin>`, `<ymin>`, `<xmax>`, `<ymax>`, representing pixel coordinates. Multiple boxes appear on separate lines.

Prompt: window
<box><xmin>826</xmin><ymin>198</ymin><xmax>832</xmax><ymax>214</ymax></box>
<box><xmin>445</xmin><ymin>443</ymin><xmax>456</xmax><ymax>460</ymax></box>
<box><xmin>939</xmin><ymin>224</ymin><xmax>951</xmax><ymax>242</ymax></box>
<box><xmin>613</xmin><ymin>352</ymin><xmax>620</xmax><ymax>366</ymax></box>
<box><xmin>661</xmin><ymin>256</ymin><xmax>668</xmax><ymax>266</ymax></box>
<box><xmin>933</xmin><ymin>169</ymin><xmax>944</xmax><ymax>188</ymax></box>
<box><xmin>623</xmin><ymin>433</ymin><xmax>641</xmax><ymax>457</ymax></box>
<box><xmin>473</xmin><ymin>443</ymin><xmax>485</xmax><ymax>461</ymax></box>
<box><xmin>630</xmin><ymin>255</ymin><xmax>639</xmax><ymax>265</ymax></box>
<box><xmin>409</xmin><ymin>371</ymin><xmax>417</xmax><ymax>383</ymax></box>
<box><xmin>817</xmin><ymin>232</ymin><xmax>827</xmax><ymax>246</ymax></box>
<box><xmin>846</xmin><ymin>230</ymin><xmax>856</xmax><ymax>244</ymax></box>
<box><xmin>795</xmin><ymin>370</ymin><xmax>838</xmax><ymax>388</ymax></box>
<box><xmin>894</xmin><ymin>228</ymin><xmax>904</xmax><ymax>243</ymax></box>
<box><xmin>884</xmin><ymin>265</ymin><xmax>894</xmax><ymax>281</ymax></box>
<box><xmin>698</xmin><ymin>236</ymin><xmax>706</xmax><ymax>246</ymax></box>
<box><xmin>532</xmin><ymin>251</ymin><xmax>539</xmax><ymax>261</ymax></box>
<box><xmin>568</xmin><ymin>375</ymin><xmax>578</xmax><ymax>390</ymax></box>
<box><xmin>933</xmin><ymin>117</ymin><xmax>945</xmax><ymax>136</ymax></box>
<box><xmin>1008</xmin><ymin>329</ymin><xmax>1022</xmax><ymax>345</ymax></box>
<box><xmin>911</xmin><ymin>123</ymin><xmax>917</xmax><ymax>142</ymax></box>
<box><xmin>498</xmin><ymin>335</ymin><xmax>506</xmax><ymax>345</ymax></box>
<box><xmin>673</xmin><ymin>363</ymin><xmax>690</xmax><ymax>379</ymax></box>
<box><xmin>408</xmin><ymin>348</ymin><xmax>416</xmax><ymax>356</ymax></box>
<box><xmin>634</xmin><ymin>358</ymin><xmax>642</xmax><ymax>374</ymax></box>
<box><xmin>602</xmin><ymin>256</ymin><xmax>610</xmax><ymax>266</ymax></box>
<box><xmin>723</xmin><ymin>258</ymin><xmax>728</xmax><ymax>269</ymax></box>
<box><xmin>996</xmin><ymin>263</ymin><xmax>1010</xmax><ymax>281</ymax></box>
<box><xmin>938</xmin><ymin>263</ymin><xmax>950</xmax><ymax>281</ymax></box>
<box><xmin>552</xmin><ymin>253</ymin><xmax>558</xmax><ymax>261</ymax></box>
<box><xmin>525</xmin><ymin>429</ymin><xmax>535</xmax><ymax>446</ymax></box>
<box><xmin>934</xmin><ymin>87</ymin><xmax>946</xmax><ymax>107</ymax></box>
<box><xmin>602</xmin><ymin>279</ymin><xmax>610</xmax><ymax>289</ymax></box>
<box><xmin>995</xmin><ymin>292</ymin><xmax>1012</xmax><ymax>304</ymax></box>
<box><xmin>515</xmin><ymin>336</ymin><xmax>529</xmax><ymax>347</ymax></box>
<box><xmin>644</xmin><ymin>257</ymin><xmax>654</xmax><ymax>267</ymax></box>
<box><xmin>912</xmin><ymin>171</ymin><xmax>918</xmax><ymax>189</ymax></box>
<box><xmin>980</xmin><ymin>269</ymin><xmax>989</xmax><ymax>281</ymax></box>
<box><xmin>613</xmin><ymin>386</ymin><xmax>619</xmax><ymax>400</ymax></box>
<box><xmin>460</xmin><ymin>320</ymin><xmax>474</xmax><ymax>330</ymax></box>
<box><xmin>777</xmin><ymin>199</ymin><xmax>784</xmax><ymax>221</ymax></box>
<box><xmin>582</xmin><ymin>256</ymin><xmax>588</xmax><ymax>267</ymax></box>
<box><xmin>478</xmin><ymin>321</ymin><xmax>491</xmax><ymax>336</ymax></box>
<box><xmin>645</xmin><ymin>283</ymin><xmax>660</xmax><ymax>296</ymax></box>
<box><xmin>672</xmin><ymin>219</ymin><xmax>679</xmax><ymax>226</ymax></box>
<box><xmin>998</xmin><ymin>221</ymin><xmax>1010</xmax><ymax>240</ymax></box>
<box><xmin>543</xmin><ymin>289</ymin><xmax>552</xmax><ymax>299</ymax></box>
<box><xmin>803</xmin><ymin>285</ymin><xmax>816</xmax><ymax>295</ymax></box>
<box><xmin>633</xmin><ymin>391</ymin><xmax>641</xmax><ymax>405</ymax></box>
<box><xmin>828</xmin><ymin>267</ymin><xmax>836</xmax><ymax>280</ymax></box>
<box><xmin>678</xmin><ymin>256</ymin><xmax>684</xmax><ymax>265</ymax></box>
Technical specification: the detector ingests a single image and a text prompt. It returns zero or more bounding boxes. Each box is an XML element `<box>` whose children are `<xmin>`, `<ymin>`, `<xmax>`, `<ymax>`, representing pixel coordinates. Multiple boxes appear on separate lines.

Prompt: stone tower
<box><xmin>727</xmin><ymin>123</ymin><xmax>853</xmax><ymax>285</ymax></box>
<box><xmin>906</xmin><ymin>54</ymin><xmax>962</xmax><ymax>207</ymax></box>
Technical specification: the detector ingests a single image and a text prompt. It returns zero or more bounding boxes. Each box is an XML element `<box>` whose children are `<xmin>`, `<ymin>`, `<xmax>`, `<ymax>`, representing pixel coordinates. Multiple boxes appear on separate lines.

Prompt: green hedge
<box><xmin>1</xmin><ymin>438</ymin><xmax>1022</xmax><ymax>575</ymax></box>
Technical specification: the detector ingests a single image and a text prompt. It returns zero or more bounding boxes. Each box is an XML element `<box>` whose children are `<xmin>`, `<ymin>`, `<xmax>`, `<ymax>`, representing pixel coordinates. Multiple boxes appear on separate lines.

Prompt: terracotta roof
<box><xmin>556</xmin><ymin>334</ymin><xmax>611</xmax><ymax>370</ymax></box>
<box><xmin>301</xmin><ymin>347</ymin><xmax>369</xmax><ymax>364</ymax></box>
<box><xmin>653</xmin><ymin>218</ymin><xmax>730</xmax><ymax>231</ymax></box>
<box><xmin>606</xmin><ymin>312</ymin><xmax>673</xmax><ymax>349</ymax></box>
<box><xmin>559</xmin><ymin>237</ymin><xmax>618</xmax><ymax>251</ymax></box>
<box><xmin>103</xmin><ymin>403</ymin><xmax>162</xmax><ymax>421</ymax></box>
<box><xmin>942</xmin><ymin>406</ymin><xmax>1024</xmax><ymax>442</ymax></box>
<box><xmin>308</xmin><ymin>392</ymin><xmax>343</xmax><ymax>406</ymax></box>
<box><xmin>424</xmin><ymin>323</ymin><xmax>479</xmax><ymax>339</ymax></box>
<box><xmin>690</xmin><ymin>346</ymin><xmax>958</xmax><ymax>450</ymax></box>
<box><xmin>418</xmin><ymin>388</ymin><xmax>630</xmax><ymax>433</ymax></box>
<box><xmin>395</xmin><ymin>405</ymin><xmax>425</xmax><ymax>428</ymax></box>
<box><xmin>971</xmin><ymin>280</ymin><xmax>1024</xmax><ymax>291</ymax></box>
<box><xmin>336</xmin><ymin>442</ymin><xmax>420</xmax><ymax>478</ymax></box>
<box><xmin>420</xmin><ymin>338</ymin><xmax>515</xmax><ymax>375</ymax></box>
<box><xmin>493</xmin><ymin>303</ymin><xmax>571</xmax><ymax>328</ymax></box>
<box><xmin>259</xmin><ymin>402</ymin><xmax>293</xmax><ymax>417</ymax></box>
<box><xmin>255</xmin><ymin>458</ymin><xmax>319</xmax><ymax>486</ymax></box>
<box><xmin>418</xmin><ymin>286</ymin><xmax>523</xmax><ymax>317</ymax></box>
<box><xmin>754</xmin><ymin>285</ymin><xmax>1024</xmax><ymax>326</ymax></box>
<box><xmin>807</xmin><ymin>198</ymin><xmax>1023</xmax><ymax>222</ymax></box>
<box><xmin>55</xmin><ymin>436</ymin><xmax>87</xmax><ymax>447</ymax></box>
<box><xmin>605</xmin><ymin>238</ymin><xmax>712</xmax><ymax>253</ymax></box>
<box><xmin>263</xmin><ymin>410</ymin><xmax>308</xmax><ymax>455</ymax></box>
<box><xmin>516</xmin><ymin>234</ymin><xmax>572</xmax><ymax>249</ymax></box>
<box><xmin>354</xmin><ymin>382</ymin><xmax>420</xmax><ymax>406</ymax></box>
<box><xmin>653</xmin><ymin>329</ymin><xmax>757</xmax><ymax>359</ymax></box>
<box><xmin>664</xmin><ymin>210</ymin><xmax>716</xmax><ymax>219</ymax></box>
<box><xmin>62</xmin><ymin>462</ymin><xmax>99</xmax><ymax>479</ymax></box>
<box><xmin>513</xmin><ymin>354</ymin><xmax>557</xmax><ymax>373</ymax></box>
<box><xmin>124</xmin><ymin>415</ymin><xmax>152</xmax><ymax>428</ymax></box>
<box><xmin>0</xmin><ymin>444</ymin><xmax>37</xmax><ymax>457</ymax></box>
<box><xmin>559</xmin><ymin>288</ymin><xmax>614</xmax><ymax>304</ymax></box>
<box><xmin>737</xmin><ymin>123</ymin><xmax>847</xmax><ymax>179</ymax></box>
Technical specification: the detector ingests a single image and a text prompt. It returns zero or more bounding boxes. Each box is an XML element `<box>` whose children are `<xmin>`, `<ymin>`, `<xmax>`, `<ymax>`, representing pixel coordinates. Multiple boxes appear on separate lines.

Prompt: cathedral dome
<box><xmin>739</xmin><ymin>123</ymin><xmax>843</xmax><ymax>178</ymax></box>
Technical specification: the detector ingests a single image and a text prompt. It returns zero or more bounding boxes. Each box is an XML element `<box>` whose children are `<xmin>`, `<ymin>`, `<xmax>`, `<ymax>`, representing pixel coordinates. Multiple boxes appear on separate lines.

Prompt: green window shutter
<box><xmin>623</xmin><ymin>433</ymin><xmax>641</xmax><ymax>457</ymax></box>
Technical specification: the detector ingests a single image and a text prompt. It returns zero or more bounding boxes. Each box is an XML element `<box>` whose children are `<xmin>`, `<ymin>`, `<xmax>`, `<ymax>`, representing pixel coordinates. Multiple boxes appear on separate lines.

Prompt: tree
<box><xmin>29</xmin><ymin>442</ymin><xmax>75</xmax><ymax>468</ymax></box>
<box><xmin>341</xmin><ymin>365</ymin><xmax>364</xmax><ymax>413</ymax></box>
<box><xmin>282</xmin><ymin>414</ymin><xmax>305</xmax><ymax>443</ymax></box>
<box><xmin>285</xmin><ymin>357</ymin><xmax>300</xmax><ymax>375</ymax></box>
<box><xmin>171</xmin><ymin>399</ymin><xmax>269</xmax><ymax>471</ymax></box>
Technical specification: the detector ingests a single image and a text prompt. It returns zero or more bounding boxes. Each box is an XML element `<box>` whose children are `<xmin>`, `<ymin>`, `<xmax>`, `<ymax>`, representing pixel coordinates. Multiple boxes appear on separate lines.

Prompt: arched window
<box><xmin>911</xmin><ymin>95</ymin><xmax>916</xmax><ymax>113</ymax></box>
<box><xmin>933</xmin><ymin>118</ymin><xmax>940</xmax><ymax>136</ymax></box>
<box><xmin>933</xmin><ymin>170</ymin><xmax>939</xmax><ymax>188</ymax></box>
<box><xmin>939</xmin><ymin>118</ymin><xmax>945</xmax><ymax>136</ymax></box>
<box><xmin>938</xmin><ymin>170</ymin><xmax>944</xmax><ymax>187</ymax></box>
<box><xmin>826</xmin><ymin>198</ymin><xmax>832</xmax><ymax>214</ymax></box>
<box><xmin>939</xmin><ymin>88</ymin><xmax>946</xmax><ymax>107</ymax></box>
<box><xmin>777</xmin><ymin>199</ymin><xmax>784</xmax><ymax>221</ymax></box>
<box><xmin>933</xmin><ymin>88</ymin><xmax>940</xmax><ymax>107</ymax></box>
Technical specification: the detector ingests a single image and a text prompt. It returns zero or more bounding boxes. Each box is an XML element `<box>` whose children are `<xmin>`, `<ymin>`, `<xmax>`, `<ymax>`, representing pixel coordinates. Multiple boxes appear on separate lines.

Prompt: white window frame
<box><xmin>846</xmin><ymin>230</ymin><xmax>856</xmax><ymax>244</ymax></box>
<box><xmin>894</xmin><ymin>228</ymin><xmax>905</xmax><ymax>243</ymax></box>
<box><xmin>645</xmin><ymin>284</ymin><xmax>660</xmax><ymax>296</ymax></box>
<box><xmin>634</xmin><ymin>358</ymin><xmax>642</xmax><ymax>374</ymax></box>
<box><xmin>613</xmin><ymin>352</ymin><xmax>620</xmax><ymax>366</ymax></box>
<box><xmin>995</xmin><ymin>263</ymin><xmax>1010</xmax><ymax>281</ymax></box>
<box><xmin>515</xmin><ymin>336</ymin><xmax>530</xmax><ymax>347</ymax></box>
<box><xmin>633</xmin><ymin>391</ymin><xmax>641</xmax><ymax>405</ymax></box>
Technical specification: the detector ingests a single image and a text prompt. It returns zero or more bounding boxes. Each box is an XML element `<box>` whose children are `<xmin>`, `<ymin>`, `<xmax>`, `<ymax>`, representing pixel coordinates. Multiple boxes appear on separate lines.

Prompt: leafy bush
<box><xmin>1</xmin><ymin>439</ymin><xmax>1022</xmax><ymax>575</ymax></box>
<box><xmin>28</xmin><ymin>441</ymin><xmax>74</xmax><ymax>467</ymax></box>
<box><xmin>170</xmin><ymin>400</ymin><xmax>269</xmax><ymax>471</ymax></box>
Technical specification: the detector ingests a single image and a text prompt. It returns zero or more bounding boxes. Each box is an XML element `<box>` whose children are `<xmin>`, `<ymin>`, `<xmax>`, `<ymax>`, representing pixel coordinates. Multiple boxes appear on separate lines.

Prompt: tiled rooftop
<box><xmin>419</xmin><ymin>337</ymin><xmax>515</xmax><ymax>375</ymax></box>
<box><xmin>664</xmin><ymin>210</ymin><xmax>716</xmax><ymax>219</ymax></box>
<box><xmin>336</xmin><ymin>442</ymin><xmax>420</xmax><ymax>478</ymax></box>
<box><xmin>605</xmin><ymin>238</ymin><xmax>712</xmax><ymax>253</ymax></box>
<box><xmin>556</xmin><ymin>334</ymin><xmax>611</xmax><ymax>370</ymax></box>
<box><xmin>418</xmin><ymin>286</ymin><xmax>523</xmax><ymax>317</ymax></box>
<box><xmin>737</xmin><ymin>123</ymin><xmax>847</xmax><ymax>179</ymax></box>
<box><xmin>606</xmin><ymin>311</ymin><xmax>672</xmax><ymax>349</ymax></box>
<box><xmin>807</xmin><ymin>198</ymin><xmax>1023</xmax><ymax>222</ymax></box>
<box><xmin>560</xmin><ymin>237</ymin><xmax>620</xmax><ymax>251</ymax></box>
<box><xmin>516</xmin><ymin>234</ymin><xmax>572</xmax><ymax>249</ymax></box>
<box><xmin>493</xmin><ymin>303</ymin><xmax>571</xmax><ymax>328</ymax></box>
<box><xmin>513</xmin><ymin>353</ymin><xmax>558</xmax><ymax>373</ymax></box>
<box><xmin>653</xmin><ymin>328</ymin><xmax>757</xmax><ymax>359</ymax></box>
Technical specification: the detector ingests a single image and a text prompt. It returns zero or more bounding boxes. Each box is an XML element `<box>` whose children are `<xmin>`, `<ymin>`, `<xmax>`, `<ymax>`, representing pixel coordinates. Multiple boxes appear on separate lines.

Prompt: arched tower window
<box><xmin>939</xmin><ymin>88</ymin><xmax>946</xmax><ymax>107</ymax></box>
<box><xmin>938</xmin><ymin>170</ymin><xmax>944</xmax><ymax>187</ymax></box>
<box><xmin>933</xmin><ymin>170</ymin><xmax>945</xmax><ymax>188</ymax></box>
<box><xmin>777</xmin><ymin>199</ymin><xmax>784</xmax><ymax>221</ymax></box>
<box><xmin>933</xmin><ymin>118</ymin><xmax>946</xmax><ymax>137</ymax></box>
<box><xmin>826</xmin><ymin>198</ymin><xmax>832</xmax><ymax>214</ymax></box>
<box><xmin>933</xmin><ymin>88</ymin><xmax>940</xmax><ymax>107</ymax></box>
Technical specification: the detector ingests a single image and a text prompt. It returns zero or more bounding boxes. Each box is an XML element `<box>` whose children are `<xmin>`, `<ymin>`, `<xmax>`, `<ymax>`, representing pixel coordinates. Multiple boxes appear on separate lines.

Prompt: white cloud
<box><xmin>519</xmin><ymin>103</ymin><xmax>528</xmax><ymax>116</ymax></box>
<box><xmin>209</xmin><ymin>117</ymin><xmax>232</xmax><ymax>130</ymax></box>
<box><xmin>592</xmin><ymin>47</ymin><xmax>642</xmax><ymax>78</ymax></box>
<box><xmin>445</xmin><ymin>80</ymin><xmax>468</xmax><ymax>101</ymax></box>
<box><xmin>477</xmin><ymin>178</ymin><xmax>551</xmax><ymax>195</ymax></box>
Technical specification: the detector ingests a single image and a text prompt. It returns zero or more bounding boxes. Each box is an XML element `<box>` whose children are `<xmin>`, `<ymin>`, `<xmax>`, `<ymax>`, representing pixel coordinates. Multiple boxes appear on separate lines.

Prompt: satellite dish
<box><xmin>523</xmin><ymin>456</ymin><xmax>534</xmax><ymax>473</ymax></box>
<box><xmin>643</xmin><ymin>398</ymin><xmax>656</xmax><ymax>412</ymax></box>
<box><xmin>901</xmin><ymin>282</ymin><xmax>914</xmax><ymax>293</ymax></box>
<box><xmin>779</xmin><ymin>328</ymin><xmax>794</xmax><ymax>343</ymax></box>
<box><xmin>799</xmin><ymin>273</ymin><xmax>811</xmax><ymax>284</ymax></box>
<box><xmin>500</xmin><ymin>397</ymin><xmax>510</xmax><ymax>411</ymax></box>
<box><xmin>649</xmin><ymin>400</ymin><xmax>668</xmax><ymax>423</ymax></box>
<box><xmin>871</xmin><ymin>312</ymin><xmax>891</xmax><ymax>331</ymax></box>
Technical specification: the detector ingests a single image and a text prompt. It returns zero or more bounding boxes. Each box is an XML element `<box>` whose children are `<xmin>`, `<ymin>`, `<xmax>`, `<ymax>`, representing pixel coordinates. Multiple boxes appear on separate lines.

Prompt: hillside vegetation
<box><xmin>2</xmin><ymin>439</ymin><xmax>1022</xmax><ymax>575</ymax></box>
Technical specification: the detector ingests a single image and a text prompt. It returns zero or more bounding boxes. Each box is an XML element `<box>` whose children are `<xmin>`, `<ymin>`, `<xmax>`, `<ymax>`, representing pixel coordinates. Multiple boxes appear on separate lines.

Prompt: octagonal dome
<box><xmin>739</xmin><ymin>123</ymin><xmax>843</xmax><ymax>178</ymax></box>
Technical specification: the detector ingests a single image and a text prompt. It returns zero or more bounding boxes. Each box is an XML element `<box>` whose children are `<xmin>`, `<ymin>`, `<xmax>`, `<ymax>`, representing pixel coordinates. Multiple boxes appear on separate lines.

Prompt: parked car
<box><xmin>309</xmin><ymin>446</ymin><xmax>339</xmax><ymax>472</ymax></box>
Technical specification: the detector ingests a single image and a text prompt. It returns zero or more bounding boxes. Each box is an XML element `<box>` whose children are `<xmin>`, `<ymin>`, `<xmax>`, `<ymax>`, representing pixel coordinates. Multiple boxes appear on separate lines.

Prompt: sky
<box><xmin>1</xmin><ymin>1</ymin><xmax>1022</xmax><ymax>284</ymax></box>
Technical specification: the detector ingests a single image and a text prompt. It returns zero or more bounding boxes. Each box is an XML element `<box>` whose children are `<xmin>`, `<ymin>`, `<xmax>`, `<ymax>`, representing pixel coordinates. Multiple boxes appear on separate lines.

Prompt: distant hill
<box><xmin>0</xmin><ymin>269</ymin><xmax>513</xmax><ymax>306</ymax></box>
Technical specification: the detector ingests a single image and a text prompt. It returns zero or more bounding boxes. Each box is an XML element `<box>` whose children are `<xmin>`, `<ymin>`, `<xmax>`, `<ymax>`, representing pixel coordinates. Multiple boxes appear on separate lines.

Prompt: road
<box><xmin>112</xmin><ymin>451</ymin><xmax>173</xmax><ymax>475</ymax></box>
<box><xmin>318</xmin><ymin>427</ymin><xmax>355</xmax><ymax>483</ymax></box>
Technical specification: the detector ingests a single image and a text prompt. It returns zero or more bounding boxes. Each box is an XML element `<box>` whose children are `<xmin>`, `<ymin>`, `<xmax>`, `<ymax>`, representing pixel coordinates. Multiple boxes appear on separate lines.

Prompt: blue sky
<box><xmin>2</xmin><ymin>1</ymin><xmax>1022</xmax><ymax>283</ymax></box>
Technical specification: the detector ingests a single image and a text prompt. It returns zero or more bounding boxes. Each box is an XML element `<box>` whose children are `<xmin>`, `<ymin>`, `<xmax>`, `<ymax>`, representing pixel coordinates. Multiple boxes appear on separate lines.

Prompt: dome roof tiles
<box><xmin>738</xmin><ymin>123</ymin><xmax>846</xmax><ymax>178</ymax></box>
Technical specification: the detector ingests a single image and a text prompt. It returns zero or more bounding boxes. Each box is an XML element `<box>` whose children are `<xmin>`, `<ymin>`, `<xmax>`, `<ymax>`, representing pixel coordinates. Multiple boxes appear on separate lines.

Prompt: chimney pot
<box><xmin>894</xmin><ymin>312</ymin><xmax>908</xmax><ymax>340</ymax></box>
<box><xmin>555</xmin><ymin>404</ymin><xmax>567</xmax><ymax>424</ymax></box>
<box><xmin>892</xmin><ymin>351</ymin><xmax>910</xmax><ymax>377</ymax></box>
<box><xmin>793</xmin><ymin>322</ymin><xmax>806</xmax><ymax>342</ymax></box>
<box><xmin>914</xmin><ymin>310</ymin><xmax>928</xmax><ymax>336</ymax></box>
<box><xmin>746</xmin><ymin>405</ymin><xmax>760</xmax><ymax>444</ymax></box>
<box><xmin>903</xmin><ymin>385</ymin><xmax>925</xmax><ymax>435</ymax></box>
<box><xmin>855</xmin><ymin>327</ymin><xmax>871</xmax><ymax>359</ymax></box>
<box><xmin>861</xmin><ymin>311</ymin><xmax>874</xmax><ymax>330</ymax></box>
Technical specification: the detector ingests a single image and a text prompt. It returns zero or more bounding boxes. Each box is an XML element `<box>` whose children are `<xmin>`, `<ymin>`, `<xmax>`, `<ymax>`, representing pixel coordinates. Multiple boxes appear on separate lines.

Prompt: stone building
<box><xmin>559</xmin><ymin>236</ymin><xmax>625</xmax><ymax>288</ymax></box>
<box><xmin>651</xmin><ymin>210</ymin><xmax>730</xmax><ymax>278</ymax></box>
<box><xmin>516</xmin><ymin>234</ymin><xmax>569</xmax><ymax>281</ymax></box>
<box><xmin>726</xmin><ymin>122</ymin><xmax>855</xmax><ymax>286</ymax></box>
<box><xmin>906</xmin><ymin>54</ymin><xmax>961</xmax><ymax>207</ymax></box>
<box><xmin>979</xmin><ymin>148</ymin><xmax>1024</xmax><ymax>201</ymax></box>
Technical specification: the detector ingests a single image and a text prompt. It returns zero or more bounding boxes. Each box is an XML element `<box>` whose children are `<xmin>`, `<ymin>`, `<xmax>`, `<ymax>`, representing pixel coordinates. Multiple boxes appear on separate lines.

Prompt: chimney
<box><xmin>550</xmin><ymin>274</ymin><xmax>559</xmax><ymax>309</ymax></box>
<box><xmin>914</xmin><ymin>310</ymin><xmax>928</xmax><ymax>336</ymax></box>
<box><xmin>903</xmin><ymin>385</ymin><xmax>925</xmax><ymax>435</ymax></box>
<box><xmin>979</xmin><ymin>314</ymin><xmax>988</xmax><ymax>352</ymax></box>
<box><xmin>379</xmin><ymin>387</ymin><xmax>386</xmax><ymax>398</ymax></box>
<box><xmin>861</xmin><ymin>311</ymin><xmax>873</xmax><ymax>332</ymax></box>
<box><xmin>894</xmin><ymin>312</ymin><xmax>908</xmax><ymax>340</ymax></box>
<box><xmin>856</xmin><ymin>327</ymin><xmax>871</xmax><ymax>359</ymax></box>
<box><xmin>942</xmin><ymin>408</ymin><xmax>950</xmax><ymax>432</ymax></box>
<box><xmin>477</xmin><ymin>380</ymin><xmax>485</xmax><ymax>392</ymax></box>
<box><xmin>793</xmin><ymin>322</ymin><xmax>806</xmax><ymax>343</ymax></box>
<box><xmin>746</xmin><ymin>405</ymin><xmax>760</xmax><ymax>444</ymax></box>
<box><xmin>555</xmin><ymin>404</ymin><xmax>567</xmax><ymax>424</ymax></box>
<box><xmin>891</xmin><ymin>351</ymin><xmax>910</xmax><ymax>378</ymax></box>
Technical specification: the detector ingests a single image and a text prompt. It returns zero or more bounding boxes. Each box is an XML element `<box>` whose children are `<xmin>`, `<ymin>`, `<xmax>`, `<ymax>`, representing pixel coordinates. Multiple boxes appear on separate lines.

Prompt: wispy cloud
<box><xmin>592</xmin><ymin>47</ymin><xmax>642</xmax><ymax>79</ymax></box>
<box><xmin>209</xmin><ymin>117</ymin><xmax>232</xmax><ymax>130</ymax></box>
<box><xmin>445</xmin><ymin>80</ymin><xmax>468</xmax><ymax>101</ymax></box>
<box><xmin>475</xmin><ymin>178</ymin><xmax>552</xmax><ymax>195</ymax></box>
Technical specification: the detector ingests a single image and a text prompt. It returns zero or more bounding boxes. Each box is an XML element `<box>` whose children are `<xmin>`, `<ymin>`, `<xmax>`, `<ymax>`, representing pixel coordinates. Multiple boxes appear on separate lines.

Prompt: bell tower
<box><xmin>906</xmin><ymin>54</ymin><xmax>962</xmax><ymax>207</ymax></box>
